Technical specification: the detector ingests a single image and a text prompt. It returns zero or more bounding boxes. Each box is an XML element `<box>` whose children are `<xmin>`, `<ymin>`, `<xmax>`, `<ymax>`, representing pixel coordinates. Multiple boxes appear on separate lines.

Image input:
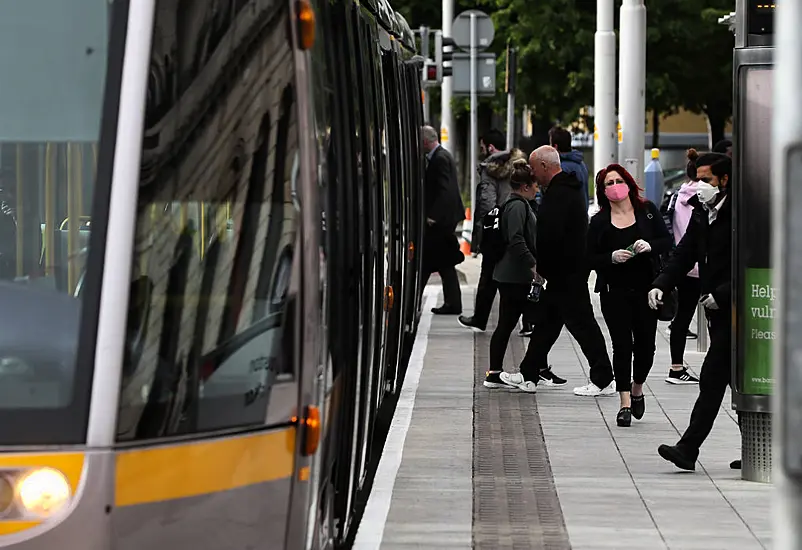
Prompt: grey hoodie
<box><xmin>474</xmin><ymin>151</ymin><xmax>516</xmax><ymax>251</ymax></box>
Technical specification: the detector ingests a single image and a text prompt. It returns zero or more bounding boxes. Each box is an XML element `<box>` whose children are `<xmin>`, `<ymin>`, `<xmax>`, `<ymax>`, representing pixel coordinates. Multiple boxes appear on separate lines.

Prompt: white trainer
<box><xmin>573</xmin><ymin>381</ymin><xmax>616</xmax><ymax>397</ymax></box>
<box><xmin>499</xmin><ymin>372</ymin><xmax>537</xmax><ymax>393</ymax></box>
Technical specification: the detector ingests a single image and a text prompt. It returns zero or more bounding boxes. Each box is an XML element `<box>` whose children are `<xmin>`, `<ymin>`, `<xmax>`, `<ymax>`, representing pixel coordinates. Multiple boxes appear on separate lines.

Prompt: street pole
<box><xmin>469</xmin><ymin>12</ymin><xmax>477</xmax><ymax>233</ymax></box>
<box><xmin>420</xmin><ymin>26</ymin><xmax>430</xmax><ymax>123</ymax></box>
<box><xmin>506</xmin><ymin>43</ymin><xmax>516</xmax><ymax>150</ymax></box>
<box><xmin>618</xmin><ymin>0</ymin><xmax>646</xmax><ymax>187</ymax></box>
<box><xmin>441</xmin><ymin>0</ymin><xmax>454</xmax><ymax>151</ymax></box>
<box><xmin>594</xmin><ymin>0</ymin><xmax>617</xmax><ymax>191</ymax></box>
<box><xmin>773</xmin><ymin>0</ymin><xmax>802</xmax><ymax>544</ymax></box>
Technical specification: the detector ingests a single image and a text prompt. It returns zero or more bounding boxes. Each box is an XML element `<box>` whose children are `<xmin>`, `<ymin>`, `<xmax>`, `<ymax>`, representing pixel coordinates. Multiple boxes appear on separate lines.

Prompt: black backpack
<box><xmin>480</xmin><ymin>196</ymin><xmax>531</xmax><ymax>262</ymax></box>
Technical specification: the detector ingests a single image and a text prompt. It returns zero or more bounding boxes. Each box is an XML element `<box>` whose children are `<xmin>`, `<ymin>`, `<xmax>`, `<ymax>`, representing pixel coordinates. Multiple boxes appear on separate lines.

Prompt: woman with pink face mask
<box><xmin>587</xmin><ymin>164</ymin><xmax>672</xmax><ymax>427</ymax></box>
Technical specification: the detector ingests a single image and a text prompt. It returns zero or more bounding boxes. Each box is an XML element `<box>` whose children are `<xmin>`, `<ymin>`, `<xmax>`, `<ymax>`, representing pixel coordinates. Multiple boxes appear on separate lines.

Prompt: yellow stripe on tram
<box><xmin>114</xmin><ymin>427</ymin><xmax>296</xmax><ymax>507</ymax></box>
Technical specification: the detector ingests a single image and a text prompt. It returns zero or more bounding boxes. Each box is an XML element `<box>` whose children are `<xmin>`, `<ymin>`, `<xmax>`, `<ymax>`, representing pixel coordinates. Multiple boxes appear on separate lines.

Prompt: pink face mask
<box><xmin>605</xmin><ymin>182</ymin><xmax>629</xmax><ymax>202</ymax></box>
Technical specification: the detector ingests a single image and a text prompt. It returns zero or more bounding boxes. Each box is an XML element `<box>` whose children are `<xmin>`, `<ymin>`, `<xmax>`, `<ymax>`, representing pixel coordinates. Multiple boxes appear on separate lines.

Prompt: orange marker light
<box><xmin>295</xmin><ymin>406</ymin><xmax>321</xmax><ymax>456</ymax></box>
<box><xmin>408</xmin><ymin>242</ymin><xmax>414</xmax><ymax>262</ymax></box>
<box><xmin>384</xmin><ymin>286</ymin><xmax>394</xmax><ymax>311</ymax></box>
<box><xmin>296</xmin><ymin>0</ymin><xmax>315</xmax><ymax>50</ymax></box>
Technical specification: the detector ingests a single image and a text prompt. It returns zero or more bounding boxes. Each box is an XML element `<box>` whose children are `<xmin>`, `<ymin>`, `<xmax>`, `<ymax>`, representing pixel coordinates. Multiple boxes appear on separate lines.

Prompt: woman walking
<box><xmin>663</xmin><ymin>149</ymin><xmax>702</xmax><ymax>384</ymax></box>
<box><xmin>484</xmin><ymin>159</ymin><xmax>566</xmax><ymax>391</ymax></box>
<box><xmin>587</xmin><ymin>164</ymin><xmax>671</xmax><ymax>426</ymax></box>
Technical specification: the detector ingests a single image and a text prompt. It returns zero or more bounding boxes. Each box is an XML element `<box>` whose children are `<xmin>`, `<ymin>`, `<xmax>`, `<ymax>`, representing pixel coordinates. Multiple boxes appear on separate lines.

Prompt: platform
<box><xmin>353</xmin><ymin>256</ymin><xmax>771</xmax><ymax>550</ymax></box>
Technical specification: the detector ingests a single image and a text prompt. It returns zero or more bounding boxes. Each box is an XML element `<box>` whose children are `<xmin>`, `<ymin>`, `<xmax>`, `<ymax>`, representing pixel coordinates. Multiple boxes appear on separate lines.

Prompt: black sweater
<box><xmin>535</xmin><ymin>171</ymin><xmax>588</xmax><ymax>284</ymax></box>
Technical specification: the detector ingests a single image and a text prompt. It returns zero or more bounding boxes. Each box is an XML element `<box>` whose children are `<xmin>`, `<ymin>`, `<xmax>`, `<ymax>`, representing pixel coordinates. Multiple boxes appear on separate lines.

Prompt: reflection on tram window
<box><xmin>0</xmin><ymin>0</ymin><xmax>107</xmax><ymax>428</ymax></box>
<box><xmin>116</xmin><ymin>0</ymin><xmax>300</xmax><ymax>442</ymax></box>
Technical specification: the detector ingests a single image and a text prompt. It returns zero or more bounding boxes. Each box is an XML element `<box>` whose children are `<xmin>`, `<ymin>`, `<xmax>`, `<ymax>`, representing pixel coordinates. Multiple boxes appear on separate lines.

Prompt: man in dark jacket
<box><xmin>458</xmin><ymin>147</ymin><xmax>520</xmax><ymax>331</ymax></box>
<box><xmin>421</xmin><ymin>125</ymin><xmax>465</xmax><ymax>314</ymax></box>
<box><xmin>503</xmin><ymin>146</ymin><xmax>613</xmax><ymax>392</ymax></box>
<box><xmin>549</xmin><ymin>126</ymin><xmax>590</xmax><ymax>210</ymax></box>
<box><xmin>649</xmin><ymin>153</ymin><xmax>734</xmax><ymax>471</ymax></box>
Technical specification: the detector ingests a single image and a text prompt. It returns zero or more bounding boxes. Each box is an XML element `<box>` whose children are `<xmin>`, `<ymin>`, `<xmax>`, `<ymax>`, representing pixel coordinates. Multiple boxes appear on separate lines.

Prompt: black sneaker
<box><xmin>458</xmin><ymin>315</ymin><xmax>486</xmax><ymax>332</ymax></box>
<box><xmin>538</xmin><ymin>368</ymin><xmax>567</xmax><ymax>387</ymax></box>
<box><xmin>519</xmin><ymin>323</ymin><xmax>534</xmax><ymax>337</ymax></box>
<box><xmin>658</xmin><ymin>444</ymin><xmax>696</xmax><ymax>471</ymax></box>
<box><xmin>686</xmin><ymin>330</ymin><xmax>697</xmax><ymax>339</ymax></box>
<box><xmin>483</xmin><ymin>371</ymin><xmax>506</xmax><ymax>389</ymax></box>
<box><xmin>730</xmin><ymin>459</ymin><xmax>741</xmax><ymax>469</ymax></box>
<box><xmin>666</xmin><ymin>367</ymin><xmax>699</xmax><ymax>385</ymax></box>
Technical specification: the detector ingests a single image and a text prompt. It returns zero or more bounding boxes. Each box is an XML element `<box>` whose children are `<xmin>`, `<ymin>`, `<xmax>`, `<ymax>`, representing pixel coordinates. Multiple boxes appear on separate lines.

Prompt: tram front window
<box><xmin>0</xmin><ymin>0</ymin><xmax>109</xmax><ymax>444</ymax></box>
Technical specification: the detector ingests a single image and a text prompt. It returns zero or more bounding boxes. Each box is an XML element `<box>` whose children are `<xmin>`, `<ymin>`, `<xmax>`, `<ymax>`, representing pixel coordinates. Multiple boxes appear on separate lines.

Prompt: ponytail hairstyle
<box><xmin>686</xmin><ymin>148</ymin><xmax>699</xmax><ymax>181</ymax></box>
<box><xmin>509</xmin><ymin>158</ymin><xmax>534</xmax><ymax>190</ymax></box>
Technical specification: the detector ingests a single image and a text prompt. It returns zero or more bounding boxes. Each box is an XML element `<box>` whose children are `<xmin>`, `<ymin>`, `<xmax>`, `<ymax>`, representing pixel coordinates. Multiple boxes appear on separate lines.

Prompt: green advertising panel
<box><xmin>743</xmin><ymin>268</ymin><xmax>775</xmax><ymax>394</ymax></box>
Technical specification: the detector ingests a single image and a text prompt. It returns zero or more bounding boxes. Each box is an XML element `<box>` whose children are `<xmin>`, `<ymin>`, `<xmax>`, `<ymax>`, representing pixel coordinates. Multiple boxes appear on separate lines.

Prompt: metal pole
<box><xmin>618</xmin><ymin>0</ymin><xmax>646</xmax><ymax>186</ymax></box>
<box><xmin>469</xmin><ymin>12</ymin><xmax>477</xmax><ymax>234</ymax></box>
<box><xmin>594</xmin><ymin>0</ymin><xmax>617</xmax><ymax>190</ymax></box>
<box><xmin>441</xmin><ymin>0</ymin><xmax>454</xmax><ymax>151</ymax></box>
<box><xmin>696</xmin><ymin>303</ymin><xmax>708</xmax><ymax>352</ymax></box>
<box><xmin>774</xmin><ymin>0</ymin><xmax>802</xmax><ymax>542</ymax></box>
<box><xmin>420</xmin><ymin>26</ymin><xmax>430</xmax><ymax>123</ymax></box>
<box><xmin>506</xmin><ymin>44</ymin><xmax>516</xmax><ymax>150</ymax></box>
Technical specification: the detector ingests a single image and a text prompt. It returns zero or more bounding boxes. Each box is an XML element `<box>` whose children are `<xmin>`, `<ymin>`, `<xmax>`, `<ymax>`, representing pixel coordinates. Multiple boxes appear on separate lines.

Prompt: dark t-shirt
<box><xmin>604</xmin><ymin>223</ymin><xmax>652</xmax><ymax>290</ymax></box>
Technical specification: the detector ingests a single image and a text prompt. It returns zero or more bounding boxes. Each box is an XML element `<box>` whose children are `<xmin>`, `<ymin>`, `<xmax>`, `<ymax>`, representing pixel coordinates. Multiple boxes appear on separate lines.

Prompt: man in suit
<box><xmin>421</xmin><ymin>125</ymin><xmax>465</xmax><ymax>314</ymax></box>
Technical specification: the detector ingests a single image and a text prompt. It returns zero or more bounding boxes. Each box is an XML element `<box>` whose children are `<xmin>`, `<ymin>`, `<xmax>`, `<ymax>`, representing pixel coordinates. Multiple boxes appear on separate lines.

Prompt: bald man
<box><xmin>420</xmin><ymin>125</ymin><xmax>465</xmax><ymax>314</ymax></box>
<box><xmin>500</xmin><ymin>146</ymin><xmax>616</xmax><ymax>396</ymax></box>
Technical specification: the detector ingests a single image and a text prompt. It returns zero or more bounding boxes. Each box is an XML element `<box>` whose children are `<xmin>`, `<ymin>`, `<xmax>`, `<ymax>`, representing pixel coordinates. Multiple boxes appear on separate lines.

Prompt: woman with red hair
<box><xmin>587</xmin><ymin>164</ymin><xmax>672</xmax><ymax>427</ymax></box>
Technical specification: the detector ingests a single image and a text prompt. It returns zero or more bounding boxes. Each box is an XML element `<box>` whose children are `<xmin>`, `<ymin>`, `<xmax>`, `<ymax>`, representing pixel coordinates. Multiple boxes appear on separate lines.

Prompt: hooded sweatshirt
<box><xmin>559</xmin><ymin>150</ymin><xmax>589</xmax><ymax>210</ymax></box>
<box><xmin>673</xmin><ymin>181</ymin><xmax>700</xmax><ymax>278</ymax></box>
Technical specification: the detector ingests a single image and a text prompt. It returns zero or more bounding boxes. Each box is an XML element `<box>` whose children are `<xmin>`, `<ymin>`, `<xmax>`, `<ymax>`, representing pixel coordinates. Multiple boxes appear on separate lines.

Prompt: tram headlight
<box><xmin>16</xmin><ymin>468</ymin><xmax>70</xmax><ymax>517</ymax></box>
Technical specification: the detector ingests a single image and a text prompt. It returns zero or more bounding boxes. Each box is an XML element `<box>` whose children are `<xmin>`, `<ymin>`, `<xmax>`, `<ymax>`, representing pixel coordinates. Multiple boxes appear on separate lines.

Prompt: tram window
<box><xmin>116</xmin><ymin>0</ymin><xmax>300</xmax><ymax>442</ymax></box>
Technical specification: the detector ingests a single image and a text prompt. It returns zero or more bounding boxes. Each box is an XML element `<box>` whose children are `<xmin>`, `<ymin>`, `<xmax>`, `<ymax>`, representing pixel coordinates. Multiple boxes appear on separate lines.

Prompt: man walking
<box><xmin>421</xmin><ymin>126</ymin><xmax>465</xmax><ymax>314</ymax></box>
<box><xmin>500</xmin><ymin>146</ymin><xmax>612</xmax><ymax>393</ymax></box>
<box><xmin>649</xmin><ymin>153</ymin><xmax>734</xmax><ymax>471</ymax></box>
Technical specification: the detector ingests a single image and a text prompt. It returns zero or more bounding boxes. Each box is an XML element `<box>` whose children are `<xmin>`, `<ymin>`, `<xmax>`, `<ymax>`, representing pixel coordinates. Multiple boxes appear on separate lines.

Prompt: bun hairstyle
<box><xmin>686</xmin><ymin>147</ymin><xmax>699</xmax><ymax>180</ymax></box>
<box><xmin>509</xmin><ymin>158</ymin><xmax>533</xmax><ymax>189</ymax></box>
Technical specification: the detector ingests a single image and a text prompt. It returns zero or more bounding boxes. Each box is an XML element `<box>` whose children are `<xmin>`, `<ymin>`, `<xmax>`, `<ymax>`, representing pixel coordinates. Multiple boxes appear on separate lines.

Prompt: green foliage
<box><xmin>390</xmin><ymin>0</ymin><xmax>734</xmax><ymax>139</ymax></box>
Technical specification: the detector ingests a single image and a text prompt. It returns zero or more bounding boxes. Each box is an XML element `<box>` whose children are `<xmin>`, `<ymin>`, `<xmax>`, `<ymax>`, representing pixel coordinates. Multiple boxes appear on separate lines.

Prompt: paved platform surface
<box><xmin>354</xmin><ymin>256</ymin><xmax>771</xmax><ymax>550</ymax></box>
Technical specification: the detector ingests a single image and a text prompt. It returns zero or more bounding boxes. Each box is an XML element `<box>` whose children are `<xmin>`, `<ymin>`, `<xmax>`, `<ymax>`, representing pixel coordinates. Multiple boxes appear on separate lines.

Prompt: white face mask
<box><xmin>696</xmin><ymin>182</ymin><xmax>720</xmax><ymax>204</ymax></box>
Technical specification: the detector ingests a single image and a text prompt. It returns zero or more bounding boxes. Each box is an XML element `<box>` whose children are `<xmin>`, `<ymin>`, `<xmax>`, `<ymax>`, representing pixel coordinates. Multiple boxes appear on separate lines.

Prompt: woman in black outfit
<box><xmin>484</xmin><ymin>160</ymin><xmax>566</xmax><ymax>392</ymax></box>
<box><xmin>587</xmin><ymin>164</ymin><xmax>672</xmax><ymax>426</ymax></box>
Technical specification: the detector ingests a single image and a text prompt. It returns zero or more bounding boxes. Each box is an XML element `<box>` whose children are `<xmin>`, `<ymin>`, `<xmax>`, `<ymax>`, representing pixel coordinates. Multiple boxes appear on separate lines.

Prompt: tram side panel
<box><xmin>110</xmin><ymin>1</ymin><xmax>303</xmax><ymax>549</ymax></box>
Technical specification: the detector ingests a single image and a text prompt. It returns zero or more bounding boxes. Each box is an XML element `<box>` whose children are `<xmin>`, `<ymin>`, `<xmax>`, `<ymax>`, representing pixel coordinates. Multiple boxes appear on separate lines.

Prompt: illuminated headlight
<box><xmin>16</xmin><ymin>468</ymin><xmax>71</xmax><ymax>518</ymax></box>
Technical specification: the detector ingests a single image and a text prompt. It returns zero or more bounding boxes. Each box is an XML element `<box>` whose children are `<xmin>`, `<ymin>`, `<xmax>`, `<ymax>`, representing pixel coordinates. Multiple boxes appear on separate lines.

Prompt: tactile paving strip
<box><xmin>473</xmin><ymin>308</ymin><xmax>571</xmax><ymax>549</ymax></box>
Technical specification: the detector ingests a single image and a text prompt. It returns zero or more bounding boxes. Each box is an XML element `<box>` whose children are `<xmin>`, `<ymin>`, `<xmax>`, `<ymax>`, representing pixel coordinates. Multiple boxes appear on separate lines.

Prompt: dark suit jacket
<box><xmin>423</xmin><ymin>146</ymin><xmax>465</xmax><ymax>273</ymax></box>
<box><xmin>425</xmin><ymin>146</ymin><xmax>465</xmax><ymax>228</ymax></box>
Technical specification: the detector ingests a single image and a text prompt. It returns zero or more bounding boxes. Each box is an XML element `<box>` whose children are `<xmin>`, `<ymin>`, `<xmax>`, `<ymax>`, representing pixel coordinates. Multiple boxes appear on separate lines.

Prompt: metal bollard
<box><xmin>696</xmin><ymin>303</ymin><xmax>708</xmax><ymax>351</ymax></box>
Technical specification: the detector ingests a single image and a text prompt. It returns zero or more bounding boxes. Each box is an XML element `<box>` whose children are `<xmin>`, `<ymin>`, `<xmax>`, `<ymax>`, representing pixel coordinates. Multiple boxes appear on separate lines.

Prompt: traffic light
<box><xmin>422</xmin><ymin>61</ymin><xmax>438</xmax><ymax>85</ymax></box>
<box><xmin>434</xmin><ymin>30</ymin><xmax>455</xmax><ymax>82</ymax></box>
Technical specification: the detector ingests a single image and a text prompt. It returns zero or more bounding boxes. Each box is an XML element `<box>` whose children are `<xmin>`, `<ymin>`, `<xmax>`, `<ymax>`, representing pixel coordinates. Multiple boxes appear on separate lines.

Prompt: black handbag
<box><xmin>656</xmin><ymin>287</ymin><xmax>678</xmax><ymax>322</ymax></box>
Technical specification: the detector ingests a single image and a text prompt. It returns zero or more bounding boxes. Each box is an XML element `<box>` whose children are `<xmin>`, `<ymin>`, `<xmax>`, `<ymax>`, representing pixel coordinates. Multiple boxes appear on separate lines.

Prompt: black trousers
<box><xmin>472</xmin><ymin>253</ymin><xmax>499</xmax><ymax>329</ymax></box>
<box><xmin>520</xmin><ymin>279</ymin><xmax>614</xmax><ymax>386</ymax></box>
<box><xmin>670</xmin><ymin>276</ymin><xmax>702</xmax><ymax>364</ymax></box>
<box><xmin>489</xmin><ymin>283</ymin><xmax>535</xmax><ymax>371</ymax></box>
<box><xmin>422</xmin><ymin>266</ymin><xmax>462</xmax><ymax>309</ymax></box>
<box><xmin>677</xmin><ymin>312</ymin><xmax>731</xmax><ymax>457</ymax></box>
<box><xmin>600</xmin><ymin>288</ymin><xmax>658</xmax><ymax>392</ymax></box>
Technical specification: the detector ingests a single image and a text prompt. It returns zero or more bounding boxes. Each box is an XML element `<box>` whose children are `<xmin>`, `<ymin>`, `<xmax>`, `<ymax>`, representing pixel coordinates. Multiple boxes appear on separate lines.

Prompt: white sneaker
<box><xmin>573</xmin><ymin>381</ymin><xmax>616</xmax><ymax>397</ymax></box>
<box><xmin>499</xmin><ymin>372</ymin><xmax>537</xmax><ymax>393</ymax></box>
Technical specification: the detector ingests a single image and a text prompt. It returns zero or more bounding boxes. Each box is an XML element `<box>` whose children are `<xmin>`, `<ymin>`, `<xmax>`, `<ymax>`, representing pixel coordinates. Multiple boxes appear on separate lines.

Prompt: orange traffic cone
<box><xmin>460</xmin><ymin>238</ymin><xmax>471</xmax><ymax>256</ymax></box>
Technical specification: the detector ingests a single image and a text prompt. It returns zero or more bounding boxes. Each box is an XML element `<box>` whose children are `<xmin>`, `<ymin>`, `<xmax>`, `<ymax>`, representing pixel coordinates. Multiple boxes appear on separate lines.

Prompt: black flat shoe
<box><xmin>631</xmin><ymin>394</ymin><xmax>645</xmax><ymax>420</ymax></box>
<box><xmin>658</xmin><ymin>444</ymin><xmax>696</xmax><ymax>471</ymax></box>
<box><xmin>432</xmin><ymin>305</ymin><xmax>462</xmax><ymax>315</ymax></box>
<box><xmin>730</xmin><ymin>459</ymin><xmax>741</xmax><ymax>469</ymax></box>
<box><xmin>616</xmin><ymin>407</ymin><xmax>632</xmax><ymax>427</ymax></box>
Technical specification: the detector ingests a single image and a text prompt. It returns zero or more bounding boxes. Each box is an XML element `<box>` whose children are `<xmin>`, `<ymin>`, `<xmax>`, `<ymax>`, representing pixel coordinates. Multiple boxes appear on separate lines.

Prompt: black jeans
<box><xmin>600</xmin><ymin>288</ymin><xmax>658</xmax><ymax>392</ymax></box>
<box><xmin>471</xmin><ymin>253</ymin><xmax>499</xmax><ymax>329</ymax></box>
<box><xmin>489</xmin><ymin>283</ymin><xmax>533</xmax><ymax>371</ymax></box>
<box><xmin>677</xmin><ymin>312</ymin><xmax>731</xmax><ymax>457</ymax></box>
<box><xmin>520</xmin><ymin>279</ymin><xmax>614</xmax><ymax>386</ymax></box>
<box><xmin>670</xmin><ymin>276</ymin><xmax>701</xmax><ymax>364</ymax></box>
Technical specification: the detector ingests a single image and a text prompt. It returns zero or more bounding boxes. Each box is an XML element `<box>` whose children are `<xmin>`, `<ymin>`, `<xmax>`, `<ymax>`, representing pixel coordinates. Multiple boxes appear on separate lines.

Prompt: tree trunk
<box><xmin>651</xmin><ymin>110</ymin><xmax>660</xmax><ymax>149</ymax></box>
<box><xmin>704</xmin><ymin>107</ymin><xmax>727</xmax><ymax>150</ymax></box>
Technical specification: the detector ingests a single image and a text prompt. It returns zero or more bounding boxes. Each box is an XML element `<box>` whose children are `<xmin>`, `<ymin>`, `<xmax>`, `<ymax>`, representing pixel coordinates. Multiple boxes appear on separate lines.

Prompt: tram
<box><xmin>0</xmin><ymin>0</ymin><xmax>425</xmax><ymax>548</ymax></box>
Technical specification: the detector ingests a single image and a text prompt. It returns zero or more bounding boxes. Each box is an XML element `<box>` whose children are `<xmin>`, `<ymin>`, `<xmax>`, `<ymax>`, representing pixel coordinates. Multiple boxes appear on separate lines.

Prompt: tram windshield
<box><xmin>0</xmin><ymin>0</ymin><xmax>109</xmax><ymax>443</ymax></box>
